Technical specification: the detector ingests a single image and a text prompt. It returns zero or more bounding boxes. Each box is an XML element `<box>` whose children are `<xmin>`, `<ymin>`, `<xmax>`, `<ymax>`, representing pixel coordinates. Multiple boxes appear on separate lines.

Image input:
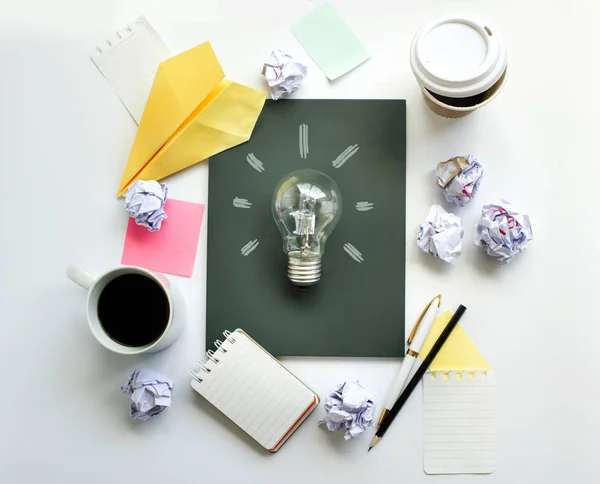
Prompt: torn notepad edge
<box><xmin>423</xmin><ymin>370</ymin><xmax>496</xmax><ymax>475</ymax></box>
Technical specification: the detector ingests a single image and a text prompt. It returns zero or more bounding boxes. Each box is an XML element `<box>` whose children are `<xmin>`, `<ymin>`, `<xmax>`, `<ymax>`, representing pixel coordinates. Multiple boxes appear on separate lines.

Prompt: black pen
<box><xmin>369</xmin><ymin>305</ymin><xmax>467</xmax><ymax>451</ymax></box>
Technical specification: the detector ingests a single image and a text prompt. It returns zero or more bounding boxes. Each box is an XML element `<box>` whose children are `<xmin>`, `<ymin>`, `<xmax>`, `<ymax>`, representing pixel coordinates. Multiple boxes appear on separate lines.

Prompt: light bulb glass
<box><xmin>272</xmin><ymin>169</ymin><xmax>342</xmax><ymax>286</ymax></box>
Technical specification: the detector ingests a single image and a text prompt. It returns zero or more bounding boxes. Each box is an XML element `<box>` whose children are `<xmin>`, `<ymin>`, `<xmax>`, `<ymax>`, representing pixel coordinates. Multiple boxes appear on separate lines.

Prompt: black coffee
<box><xmin>427</xmin><ymin>89</ymin><xmax>486</xmax><ymax>107</ymax></box>
<box><xmin>97</xmin><ymin>274</ymin><xmax>170</xmax><ymax>347</ymax></box>
<box><xmin>425</xmin><ymin>69</ymin><xmax>507</xmax><ymax>108</ymax></box>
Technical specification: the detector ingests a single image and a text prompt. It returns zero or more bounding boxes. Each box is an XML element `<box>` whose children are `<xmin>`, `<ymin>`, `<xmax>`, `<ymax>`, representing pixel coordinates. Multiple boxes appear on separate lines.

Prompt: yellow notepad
<box><xmin>421</xmin><ymin>310</ymin><xmax>491</xmax><ymax>371</ymax></box>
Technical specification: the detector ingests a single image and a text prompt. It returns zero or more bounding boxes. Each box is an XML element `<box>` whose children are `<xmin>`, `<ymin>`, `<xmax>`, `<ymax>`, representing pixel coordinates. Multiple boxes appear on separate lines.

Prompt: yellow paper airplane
<box><xmin>420</xmin><ymin>310</ymin><xmax>491</xmax><ymax>371</ymax></box>
<box><xmin>118</xmin><ymin>42</ymin><xmax>266</xmax><ymax>196</ymax></box>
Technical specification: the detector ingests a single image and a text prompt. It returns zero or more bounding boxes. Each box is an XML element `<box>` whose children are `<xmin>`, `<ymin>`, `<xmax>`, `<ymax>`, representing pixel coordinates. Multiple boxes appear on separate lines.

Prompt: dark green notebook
<box><xmin>206</xmin><ymin>99</ymin><xmax>406</xmax><ymax>356</ymax></box>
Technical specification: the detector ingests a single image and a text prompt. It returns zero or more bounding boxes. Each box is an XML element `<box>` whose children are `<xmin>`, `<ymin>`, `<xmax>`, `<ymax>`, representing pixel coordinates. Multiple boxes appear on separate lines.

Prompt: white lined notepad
<box><xmin>191</xmin><ymin>329</ymin><xmax>319</xmax><ymax>452</ymax></box>
<box><xmin>423</xmin><ymin>370</ymin><xmax>496</xmax><ymax>474</ymax></box>
<box><xmin>90</xmin><ymin>16</ymin><xmax>170</xmax><ymax>124</ymax></box>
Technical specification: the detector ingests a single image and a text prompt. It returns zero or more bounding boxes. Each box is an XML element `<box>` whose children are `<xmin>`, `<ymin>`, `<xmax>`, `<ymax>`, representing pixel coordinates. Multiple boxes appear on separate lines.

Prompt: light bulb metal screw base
<box><xmin>288</xmin><ymin>254</ymin><xmax>322</xmax><ymax>286</ymax></box>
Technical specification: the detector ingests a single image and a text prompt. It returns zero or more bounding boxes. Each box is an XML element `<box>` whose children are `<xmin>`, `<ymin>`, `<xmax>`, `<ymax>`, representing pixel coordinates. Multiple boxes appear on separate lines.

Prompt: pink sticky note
<box><xmin>121</xmin><ymin>199</ymin><xmax>205</xmax><ymax>277</ymax></box>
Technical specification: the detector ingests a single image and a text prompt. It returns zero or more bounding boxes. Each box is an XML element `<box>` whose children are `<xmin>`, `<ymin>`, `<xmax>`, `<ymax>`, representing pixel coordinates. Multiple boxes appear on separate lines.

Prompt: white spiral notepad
<box><xmin>191</xmin><ymin>329</ymin><xmax>319</xmax><ymax>452</ymax></box>
<box><xmin>423</xmin><ymin>370</ymin><xmax>496</xmax><ymax>474</ymax></box>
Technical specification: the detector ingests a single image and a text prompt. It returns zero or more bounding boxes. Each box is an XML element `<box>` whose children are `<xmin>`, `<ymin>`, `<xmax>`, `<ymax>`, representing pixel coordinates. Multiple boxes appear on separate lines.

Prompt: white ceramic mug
<box><xmin>67</xmin><ymin>265</ymin><xmax>185</xmax><ymax>354</ymax></box>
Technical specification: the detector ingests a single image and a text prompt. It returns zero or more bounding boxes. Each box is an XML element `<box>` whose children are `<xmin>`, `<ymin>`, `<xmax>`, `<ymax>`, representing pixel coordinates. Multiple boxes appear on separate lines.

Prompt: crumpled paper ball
<box><xmin>474</xmin><ymin>199</ymin><xmax>533</xmax><ymax>263</ymax></box>
<box><xmin>261</xmin><ymin>50</ymin><xmax>307</xmax><ymax>100</ymax></box>
<box><xmin>436</xmin><ymin>154</ymin><xmax>484</xmax><ymax>207</ymax></box>
<box><xmin>124</xmin><ymin>180</ymin><xmax>168</xmax><ymax>232</ymax></box>
<box><xmin>417</xmin><ymin>205</ymin><xmax>464</xmax><ymax>264</ymax></box>
<box><xmin>121</xmin><ymin>369</ymin><xmax>174</xmax><ymax>421</ymax></box>
<box><xmin>318</xmin><ymin>380</ymin><xmax>375</xmax><ymax>440</ymax></box>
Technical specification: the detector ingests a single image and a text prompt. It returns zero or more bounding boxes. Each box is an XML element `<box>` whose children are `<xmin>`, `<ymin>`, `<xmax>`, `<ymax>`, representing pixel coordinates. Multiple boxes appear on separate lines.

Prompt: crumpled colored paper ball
<box><xmin>121</xmin><ymin>369</ymin><xmax>174</xmax><ymax>421</ymax></box>
<box><xmin>474</xmin><ymin>199</ymin><xmax>533</xmax><ymax>263</ymax></box>
<box><xmin>436</xmin><ymin>154</ymin><xmax>483</xmax><ymax>207</ymax></box>
<box><xmin>261</xmin><ymin>50</ymin><xmax>307</xmax><ymax>100</ymax></box>
<box><xmin>124</xmin><ymin>180</ymin><xmax>168</xmax><ymax>232</ymax></box>
<box><xmin>417</xmin><ymin>205</ymin><xmax>464</xmax><ymax>264</ymax></box>
<box><xmin>318</xmin><ymin>380</ymin><xmax>375</xmax><ymax>440</ymax></box>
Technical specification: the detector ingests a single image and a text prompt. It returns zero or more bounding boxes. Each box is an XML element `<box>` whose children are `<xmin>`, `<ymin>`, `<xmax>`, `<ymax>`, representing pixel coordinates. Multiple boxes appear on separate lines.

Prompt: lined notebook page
<box><xmin>191</xmin><ymin>331</ymin><xmax>316</xmax><ymax>451</ymax></box>
<box><xmin>90</xmin><ymin>16</ymin><xmax>170</xmax><ymax>124</ymax></box>
<box><xmin>423</xmin><ymin>370</ymin><xmax>496</xmax><ymax>474</ymax></box>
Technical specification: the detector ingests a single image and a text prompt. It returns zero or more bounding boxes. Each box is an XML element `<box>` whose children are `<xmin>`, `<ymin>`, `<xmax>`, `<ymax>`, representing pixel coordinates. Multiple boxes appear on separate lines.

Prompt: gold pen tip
<box><xmin>435</xmin><ymin>294</ymin><xmax>442</xmax><ymax>307</ymax></box>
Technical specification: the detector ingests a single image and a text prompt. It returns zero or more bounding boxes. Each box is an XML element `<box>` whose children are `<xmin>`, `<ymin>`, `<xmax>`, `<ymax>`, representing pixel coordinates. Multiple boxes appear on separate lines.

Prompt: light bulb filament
<box><xmin>300</xmin><ymin>223</ymin><xmax>311</xmax><ymax>256</ymax></box>
<box><xmin>272</xmin><ymin>169</ymin><xmax>343</xmax><ymax>286</ymax></box>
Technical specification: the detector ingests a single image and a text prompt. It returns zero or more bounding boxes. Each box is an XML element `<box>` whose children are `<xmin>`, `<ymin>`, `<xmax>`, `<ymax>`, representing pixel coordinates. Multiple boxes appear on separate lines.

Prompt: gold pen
<box><xmin>377</xmin><ymin>294</ymin><xmax>442</xmax><ymax>426</ymax></box>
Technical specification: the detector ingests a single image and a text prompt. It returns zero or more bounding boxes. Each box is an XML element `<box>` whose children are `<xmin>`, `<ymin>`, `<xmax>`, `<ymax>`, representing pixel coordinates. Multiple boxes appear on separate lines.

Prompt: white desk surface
<box><xmin>1</xmin><ymin>0</ymin><xmax>598</xmax><ymax>482</ymax></box>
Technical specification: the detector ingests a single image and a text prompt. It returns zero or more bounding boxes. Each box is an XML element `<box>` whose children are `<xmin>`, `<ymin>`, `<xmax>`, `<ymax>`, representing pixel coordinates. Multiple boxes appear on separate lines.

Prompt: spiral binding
<box><xmin>190</xmin><ymin>330</ymin><xmax>237</xmax><ymax>383</ymax></box>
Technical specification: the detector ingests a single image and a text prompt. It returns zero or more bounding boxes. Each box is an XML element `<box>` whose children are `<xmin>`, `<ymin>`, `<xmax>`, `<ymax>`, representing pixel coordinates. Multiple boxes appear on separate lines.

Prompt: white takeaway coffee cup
<box><xmin>410</xmin><ymin>14</ymin><xmax>508</xmax><ymax>118</ymax></box>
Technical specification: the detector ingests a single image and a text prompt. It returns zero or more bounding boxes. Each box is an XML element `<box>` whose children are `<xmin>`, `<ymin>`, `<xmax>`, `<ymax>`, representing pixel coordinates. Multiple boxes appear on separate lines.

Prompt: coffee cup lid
<box><xmin>410</xmin><ymin>14</ymin><xmax>507</xmax><ymax>98</ymax></box>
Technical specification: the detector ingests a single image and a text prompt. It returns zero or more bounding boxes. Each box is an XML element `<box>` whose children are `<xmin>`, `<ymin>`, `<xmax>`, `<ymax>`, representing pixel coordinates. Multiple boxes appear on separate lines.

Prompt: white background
<box><xmin>1</xmin><ymin>0</ymin><xmax>598</xmax><ymax>482</ymax></box>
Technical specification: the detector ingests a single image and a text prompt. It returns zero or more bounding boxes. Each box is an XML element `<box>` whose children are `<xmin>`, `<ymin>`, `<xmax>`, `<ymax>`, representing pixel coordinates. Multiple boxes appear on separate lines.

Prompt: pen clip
<box><xmin>407</xmin><ymin>294</ymin><xmax>442</xmax><ymax>345</ymax></box>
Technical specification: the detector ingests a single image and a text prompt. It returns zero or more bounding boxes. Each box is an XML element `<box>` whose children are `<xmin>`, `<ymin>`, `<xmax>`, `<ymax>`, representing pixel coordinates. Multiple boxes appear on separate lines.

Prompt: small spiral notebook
<box><xmin>190</xmin><ymin>329</ymin><xmax>320</xmax><ymax>452</ymax></box>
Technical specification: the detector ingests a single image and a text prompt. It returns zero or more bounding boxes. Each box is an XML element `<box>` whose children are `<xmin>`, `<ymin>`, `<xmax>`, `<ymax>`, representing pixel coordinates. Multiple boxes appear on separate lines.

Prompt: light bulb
<box><xmin>272</xmin><ymin>169</ymin><xmax>343</xmax><ymax>286</ymax></box>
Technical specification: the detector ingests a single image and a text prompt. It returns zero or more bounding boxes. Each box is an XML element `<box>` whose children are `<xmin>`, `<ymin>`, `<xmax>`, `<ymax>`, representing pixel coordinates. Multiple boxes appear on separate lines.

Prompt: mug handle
<box><xmin>67</xmin><ymin>265</ymin><xmax>96</xmax><ymax>290</ymax></box>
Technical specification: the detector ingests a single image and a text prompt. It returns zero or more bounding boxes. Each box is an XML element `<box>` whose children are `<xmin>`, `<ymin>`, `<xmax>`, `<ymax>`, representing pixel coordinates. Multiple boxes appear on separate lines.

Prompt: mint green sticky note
<box><xmin>292</xmin><ymin>2</ymin><xmax>371</xmax><ymax>81</ymax></box>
